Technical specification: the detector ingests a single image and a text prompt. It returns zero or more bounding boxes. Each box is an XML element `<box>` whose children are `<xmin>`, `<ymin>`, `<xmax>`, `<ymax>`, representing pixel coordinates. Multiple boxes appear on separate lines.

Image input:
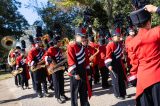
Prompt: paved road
<box><xmin>0</xmin><ymin>74</ymin><xmax>136</xmax><ymax>106</ymax></box>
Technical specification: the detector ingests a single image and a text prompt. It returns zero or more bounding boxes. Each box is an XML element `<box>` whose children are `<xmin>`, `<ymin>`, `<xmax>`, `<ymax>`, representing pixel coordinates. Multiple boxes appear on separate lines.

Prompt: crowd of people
<box><xmin>7</xmin><ymin>4</ymin><xmax>160</xmax><ymax>106</ymax></box>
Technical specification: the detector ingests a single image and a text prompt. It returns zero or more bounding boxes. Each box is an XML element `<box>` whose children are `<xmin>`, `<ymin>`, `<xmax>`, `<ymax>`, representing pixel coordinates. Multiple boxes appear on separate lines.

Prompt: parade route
<box><xmin>0</xmin><ymin>75</ymin><xmax>136</xmax><ymax>106</ymax></box>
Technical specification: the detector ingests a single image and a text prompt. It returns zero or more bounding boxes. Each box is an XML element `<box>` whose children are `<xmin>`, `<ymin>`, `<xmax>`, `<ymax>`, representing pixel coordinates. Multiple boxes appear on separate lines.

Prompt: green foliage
<box><xmin>72</xmin><ymin>15</ymin><xmax>83</xmax><ymax>27</ymax></box>
<box><xmin>0</xmin><ymin>0</ymin><xmax>29</xmax><ymax>38</ymax></box>
<box><xmin>92</xmin><ymin>1</ymin><xmax>108</xmax><ymax>27</ymax></box>
<box><xmin>152</xmin><ymin>1</ymin><xmax>160</xmax><ymax>26</ymax></box>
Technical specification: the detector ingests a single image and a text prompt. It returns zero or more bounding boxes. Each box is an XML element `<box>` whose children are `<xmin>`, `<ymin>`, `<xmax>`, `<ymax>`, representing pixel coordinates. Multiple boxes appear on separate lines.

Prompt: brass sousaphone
<box><xmin>1</xmin><ymin>36</ymin><xmax>16</xmax><ymax>49</ymax></box>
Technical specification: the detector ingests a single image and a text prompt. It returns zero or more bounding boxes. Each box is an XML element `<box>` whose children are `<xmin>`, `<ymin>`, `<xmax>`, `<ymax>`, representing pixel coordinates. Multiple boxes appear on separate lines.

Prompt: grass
<box><xmin>0</xmin><ymin>70</ymin><xmax>13</xmax><ymax>81</ymax></box>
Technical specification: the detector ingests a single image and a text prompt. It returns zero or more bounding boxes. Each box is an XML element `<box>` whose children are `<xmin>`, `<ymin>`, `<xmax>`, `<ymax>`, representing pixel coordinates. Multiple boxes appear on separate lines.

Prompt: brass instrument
<box><xmin>47</xmin><ymin>59</ymin><xmax>67</xmax><ymax>75</ymax></box>
<box><xmin>89</xmin><ymin>47</ymin><xmax>99</xmax><ymax>67</ymax></box>
<box><xmin>30</xmin><ymin>60</ymin><xmax>46</xmax><ymax>72</ymax></box>
<box><xmin>89</xmin><ymin>48</ymin><xmax>99</xmax><ymax>61</ymax></box>
<box><xmin>31</xmin><ymin>65</ymin><xmax>46</xmax><ymax>72</ymax></box>
<box><xmin>8</xmin><ymin>48</ymin><xmax>16</xmax><ymax>66</ymax></box>
<box><xmin>11</xmin><ymin>68</ymin><xmax>23</xmax><ymax>76</ymax></box>
<box><xmin>1</xmin><ymin>36</ymin><xmax>16</xmax><ymax>49</ymax></box>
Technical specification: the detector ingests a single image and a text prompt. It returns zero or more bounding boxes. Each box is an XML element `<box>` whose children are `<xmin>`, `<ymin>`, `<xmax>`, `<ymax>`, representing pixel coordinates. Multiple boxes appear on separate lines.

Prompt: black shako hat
<box><xmin>34</xmin><ymin>37</ymin><xmax>42</xmax><ymax>43</ymax></box>
<box><xmin>111</xmin><ymin>30</ymin><xmax>120</xmax><ymax>37</ymax></box>
<box><xmin>98</xmin><ymin>37</ymin><xmax>105</xmax><ymax>45</ymax></box>
<box><xmin>88</xmin><ymin>36</ymin><xmax>94</xmax><ymax>42</ymax></box>
<box><xmin>130</xmin><ymin>8</ymin><xmax>151</xmax><ymax>26</ymax></box>
<box><xmin>53</xmin><ymin>35</ymin><xmax>61</xmax><ymax>44</ymax></box>
<box><xmin>76</xmin><ymin>33</ymin><xmax>86</xmax><ymax>37</ymax></box>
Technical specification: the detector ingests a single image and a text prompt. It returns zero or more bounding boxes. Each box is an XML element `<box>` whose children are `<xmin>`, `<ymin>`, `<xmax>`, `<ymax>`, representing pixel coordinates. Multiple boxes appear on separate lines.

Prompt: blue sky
<box><xmin>18</xmin><ymin>0</ymin><xmax>48</xmax><ymax>25</ymax></box>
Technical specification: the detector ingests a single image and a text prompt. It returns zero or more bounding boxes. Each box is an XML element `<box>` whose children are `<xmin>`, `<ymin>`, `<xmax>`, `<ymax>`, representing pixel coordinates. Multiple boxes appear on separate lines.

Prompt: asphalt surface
<box><xmin>0</xmin><ymin>74</ymin><xmax>136</xmax><ymax>106</ymax></box>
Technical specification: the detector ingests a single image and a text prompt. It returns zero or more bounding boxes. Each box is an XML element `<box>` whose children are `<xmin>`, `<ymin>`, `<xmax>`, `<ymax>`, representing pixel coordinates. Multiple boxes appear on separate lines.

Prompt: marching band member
<box><xmin>27</xmin><ymin>38</ymin><xmax>49</xmax><ymax>98</ymax></box>
<box><xmin>67</xmin><ymin>33</ymin><xmax>92</xmax><ymax>106</ymax></box>
<box><xmin>9</xmin><ymin>46</ymin><xmax>21</xmax><ymax>87</ymax></box>
<box><xmin>98</xmin><ymin>38</ymin><xmax>110</xmax><ymax>89</ymax></box>
<box><xmin>125</xmin><ymin>28</ymin><xmax>136</xmax><ymax>71</ymax></box>
<box><xmin>88</xmin><ymin>36</ymin><xmax>100</xmax><ymax>84</ymax></box>
<box><xmin>105</xmin><ymin>31</ymin><xmax>127</xmax><ymax>100</ymax></box>
<box><xmin>28</xmin><ymin>35</ymin><xmax>36</xmax><ymax>91</ymax></box>
<box><xmin>128</xmin><ymin>8</ymin><xmax>160</xmax><ymax>105</ymax></box>
<box><xmin>16</xmin><ymin>50</ymin><xmax>30</xmax><ymax>90</ymax></box>
<box><xmin>82</xmin><ymin>36</ymin><xmax>95</xmax><ymax>89</ymax></box>
<box><xmin>44</xmin><ymin>36</ymin><xmax>69</xmax><ymax>104</ymax></box>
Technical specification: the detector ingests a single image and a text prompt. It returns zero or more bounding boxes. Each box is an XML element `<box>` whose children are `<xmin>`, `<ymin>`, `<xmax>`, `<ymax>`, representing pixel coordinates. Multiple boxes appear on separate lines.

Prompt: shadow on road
<box><xmin>0</xmin><ymin>93</ymin><xmax>37</xmax><ymax>104</ymax></box>
<box><xmin>112</xmin><ymin>99</ymin><xmax>135</xmax><ymax>106</ymax></box>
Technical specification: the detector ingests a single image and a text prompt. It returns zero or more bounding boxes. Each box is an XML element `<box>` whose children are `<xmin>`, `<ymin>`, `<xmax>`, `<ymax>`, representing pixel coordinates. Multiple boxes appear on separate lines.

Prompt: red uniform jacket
<box><xmin>27</xmin><ymin>48</ymin><xmax>45</xmax><ymax>66</ymax></box>
<box><xmin>84</xmin><ymin>45</ymin><xmax>95</xmax><ymax>74</ymax></box>
<box><xmin>125</xmin><ymin>36</ymin><xmax>134</xmax><ymax>68</ymax></box>
<box><xmin>105</xmin><ymin>42</ymin><xmax>127</xmax><ymax>78</ymax></box>
<box><xmin>16</xmin><ymin>55</ymin><xmax>30</xmax><ymax>80</ymax></box>
<box><xmin>10</xmin><ymin>51</ymin><xmax>20</xmax><ymax>58</ymax></box>
<box><xmin>43</xmin><ymin>46</ymin><xmax>63</xmax><ymax>64</ymax></box>
<box><xmin>105</xmin><ymin>42</ymin><xmax>123</xmax><ymax>67</ymax></box>
<box><xmin>128</xmin><ymin>27</ymin><xmax>160</xmax><ymax>98</ymax></box>
<box><xmin>98</xmin><ymin>45</ymin><xmax>107</xmax><ymax>68</ymax></box>
<box><xmin>67</xmin><ymin>42</ymin><xmax>92</xmax><ymax>98</ymax></box>
<box><xmin>67</xmin><ymin>43</ymin><xmax>91</xmax><ymax>76</ymax></box>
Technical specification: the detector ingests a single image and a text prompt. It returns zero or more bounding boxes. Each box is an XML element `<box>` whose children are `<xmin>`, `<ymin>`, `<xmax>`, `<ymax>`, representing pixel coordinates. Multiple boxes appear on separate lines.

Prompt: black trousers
<box><xmin>20</xmin><ymin>73</ymin><xmax>28</xmax><ymax>88</ymax></box>
<box><xmin>99</xmin><ymin>66</ymin><xmax>109</xmax><ymax>87</ymax></box>
<box><xmin>137</xmin><ymin>82</ymin><xmax>160</xmax><ymax>106</ymax></box>
<box><xmin>33</xmin><ymin>68</ymin><xmax>48</xmax><ymax>94</ymax></box>
<box><xmin>89</xmin><ymin>77</ymin><xmax>92</xmax><ymax>89</ymax></box>
<box><xmin>110</xmin><ymin>70</ymin><xmax>126</xmax><ymax>97</ymax></box>
<box><xmin>52</xmin><ymin>70</ymin><xmax>64</xmax><ymax>99</ymax></box>
<box><xmin>48</xmin><ymin>75</ymin><xmax>53</xmax><ymax>88</ymax></box>
<box><xmin>70</xmin><ymin>77</ymin><xmax>90</xmax><ymax>106</ymax></box>
<box><xmin>15</xmin><ymin>74</ymin><xmax>21</xmax><ymax>86</ymax></box>
<box><xmin>30</xmin><ymin>71</ymin><xmax>36</xmax><ymax>90</ymax></box>
<box><xmin>12</xmin><ymin>66</ymin><xmax>21</xmax><ymax>86</ymax></box>
<box><xmin>93</xmin><ymin>65</ymin><xmax>100</xmax><ymax>83</ymax></box>
<box><xmin>36</xmin><ymin>80</ymin><xmax>48</xmax><ymax>94</ymax></box>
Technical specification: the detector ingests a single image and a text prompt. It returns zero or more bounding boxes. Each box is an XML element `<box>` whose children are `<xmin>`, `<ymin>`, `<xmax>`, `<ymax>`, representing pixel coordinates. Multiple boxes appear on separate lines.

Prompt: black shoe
<box><xmin>61</xmin><ymin>95</ymin><xmax>69</xmax><ymax>101</ymax></box>
<box><xmin>21</xmin><ymin>87</ymin><xmax>25</xmax><ymax>90</ymax></box>
<box><xmin>116</xmin><ymin>96</ymin><xmax>125</xmax><ymax>100</ymax></box>
<box><xmin>38</xmin><ymin>93</ymin><xmax>43</xmax><ymax>98</ymax></box>
<box><xmin>44</xmin><ymin>93</ymin><xmax>50</xmax><ymax>97</ymax></box>
<box><xmin>125</xmin><ymin>95</ymin><xmax>130</xmax><ymax>98</ymax></box>
<box><xmin>26</xmin><ymin>87</ymin><xmax>31</xmax><ymax>89</ymax></box>
<box><xmin>57</xmin><ymin>98</ymin><xmax>65</xmax><ymax>104</ymax></box>
<box><xmin>94</xmin><ymin>81</ymin><xmax>98</xmax><ymax>84</ymax></box>
<box><xmin>48</xmin><ymin>85</ymin><xmax>54</xmax><ymax>91</ymax></box>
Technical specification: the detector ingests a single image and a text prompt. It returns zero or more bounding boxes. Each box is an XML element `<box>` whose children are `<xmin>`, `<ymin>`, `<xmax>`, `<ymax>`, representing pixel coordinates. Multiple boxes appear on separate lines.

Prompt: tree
<box><xmin>29</xmin><ymin>1</ymin><xmax>79</xmax><ymax>38</ymax></box>
<box><xmin>0</xmin><ymin>0</ymin><xmax>29</xmax><ymax>38</ymax></box>
<box><xmin>50</xmin><ymin>0</ymin><xmax>160</xmax><ymax>26</ymax></box>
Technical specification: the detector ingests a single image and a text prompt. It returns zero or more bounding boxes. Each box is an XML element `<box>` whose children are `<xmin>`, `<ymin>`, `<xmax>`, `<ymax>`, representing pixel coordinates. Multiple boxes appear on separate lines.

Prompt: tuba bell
<box><xmin>1</xmin><ymin>36</ymin><xmax>16</xmax><ymax>49</ymax></box>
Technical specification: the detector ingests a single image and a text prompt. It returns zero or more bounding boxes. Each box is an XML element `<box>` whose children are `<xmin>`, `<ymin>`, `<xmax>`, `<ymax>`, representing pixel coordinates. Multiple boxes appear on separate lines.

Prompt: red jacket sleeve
<box><xmin>43</xmin><ymin>47</ymin><xmax>53</xmax><ymax>63</ymax></box>
<box><xmin>27</xmin><ymin>50</ymin><xmax>35</xmax><ymax>66</ymax></box>
<box><xmin>10</xmin><ymin>52</ymin><xmax>15</xmax><ymax>58</ymax></box>
<box><xmin>67</xmin><ymin>45</ymin><xmax>77</xmax><ymax>76</ymax></box>
<box><xmin>16</xmin><ymin>56</ymin><xmax>21</xmax><ymax>69</ymax></box>
<box><xmin>84</xmin><ymin>47</ymin><xmax>92</xmax><ymax>75</ymax></box>
<box><xmin>127</xmin><ymin>44</ymin><xmax>138</xmax><ymax>81</ymax></box>
<box><xmin>104</xmin><ymin>42</ymin><xmax>114</xmax><ymax>68</ymax></box>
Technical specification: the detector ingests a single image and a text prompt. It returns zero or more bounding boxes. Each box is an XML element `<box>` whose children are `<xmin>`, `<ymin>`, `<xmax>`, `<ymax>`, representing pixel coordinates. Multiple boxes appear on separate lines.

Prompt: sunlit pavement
<box><xmin>0</xmin><ymin>74</ymin><xmax>136</xmax><ymax>106</ymax></box>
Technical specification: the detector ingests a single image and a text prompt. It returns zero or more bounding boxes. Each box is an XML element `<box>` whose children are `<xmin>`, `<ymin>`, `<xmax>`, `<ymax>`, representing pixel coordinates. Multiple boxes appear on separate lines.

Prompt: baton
<box><xmin>110</xmin><ymin>70</ymin><xmax>116</xmax><ymax>78</ymax></box>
